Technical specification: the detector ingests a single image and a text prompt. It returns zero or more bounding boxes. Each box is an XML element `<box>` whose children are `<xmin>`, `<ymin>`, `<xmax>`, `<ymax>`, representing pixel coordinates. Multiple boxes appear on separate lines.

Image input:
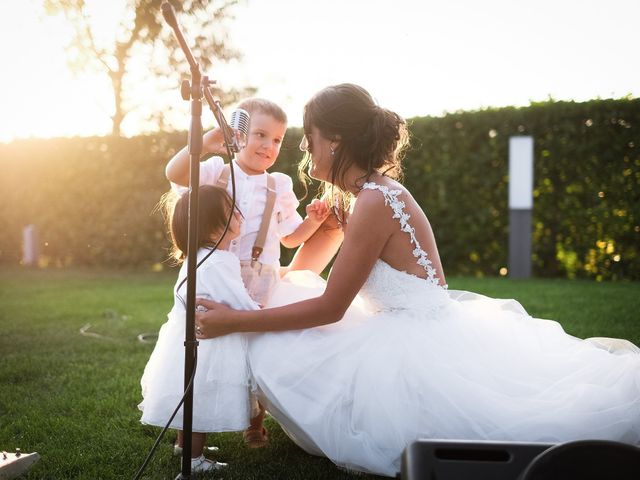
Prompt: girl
<box><xmin>139</xmin><ymin>185</ymin><xmax>258</xmax><ymax>473</ymax></box>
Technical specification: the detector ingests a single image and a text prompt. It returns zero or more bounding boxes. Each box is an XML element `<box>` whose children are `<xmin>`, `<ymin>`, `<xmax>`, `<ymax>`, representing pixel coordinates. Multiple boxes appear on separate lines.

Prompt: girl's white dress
<box><xmin>248</xmin><ymin>182</ymin><xmax>640</xmax><ymax>477</ymax></box>
<box><xmin>139</xmin><ymin>249</ymin><xmax>259</xmax><ymax>432</ymax></box>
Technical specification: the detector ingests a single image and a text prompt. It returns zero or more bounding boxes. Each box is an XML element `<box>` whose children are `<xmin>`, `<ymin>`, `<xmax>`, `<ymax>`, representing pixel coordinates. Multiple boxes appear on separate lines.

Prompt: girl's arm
<box><xmin>196</xmin><ymin>190</ymin><xmax>390</xmax><ymax>337</ymax></box>
<box><xmin>166</xmin><ymin>128</ymin><xmax>226</xmax><ymax>186</ymax></box>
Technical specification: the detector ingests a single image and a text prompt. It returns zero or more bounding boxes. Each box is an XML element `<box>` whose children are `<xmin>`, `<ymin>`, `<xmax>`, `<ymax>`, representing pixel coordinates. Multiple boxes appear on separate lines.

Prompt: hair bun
<box><xmin>302</xmin><ymin>83</ymin><xmax>409</xmax><ymax>187</ymax></box>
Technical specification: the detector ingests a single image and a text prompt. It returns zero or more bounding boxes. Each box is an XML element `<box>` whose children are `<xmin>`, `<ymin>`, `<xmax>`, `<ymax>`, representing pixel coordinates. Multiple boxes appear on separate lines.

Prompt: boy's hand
<box><xmin>306</xmin><ymin>199</ymin><xmax>331</xmax><ymax>223</ymax></box>
<box><xmin>202</xmin><ymin>128</ymin><xmax>226</xmax><ymax>154</ymax></box>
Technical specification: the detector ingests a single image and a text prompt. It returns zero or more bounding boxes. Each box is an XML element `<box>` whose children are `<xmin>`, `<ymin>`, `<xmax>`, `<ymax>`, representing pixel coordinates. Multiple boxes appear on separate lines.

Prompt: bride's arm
<box><xmin>196</xmin><ymin>191</ymin><xmax>390</xmax><ymax>337</ymax></box>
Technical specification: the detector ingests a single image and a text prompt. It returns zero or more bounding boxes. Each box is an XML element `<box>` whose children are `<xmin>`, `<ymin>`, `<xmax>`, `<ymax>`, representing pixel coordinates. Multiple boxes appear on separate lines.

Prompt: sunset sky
<box><xmin>0</xmin><ymin>0</ymin><xmax>638</xmax><ymax>141</ymax></box>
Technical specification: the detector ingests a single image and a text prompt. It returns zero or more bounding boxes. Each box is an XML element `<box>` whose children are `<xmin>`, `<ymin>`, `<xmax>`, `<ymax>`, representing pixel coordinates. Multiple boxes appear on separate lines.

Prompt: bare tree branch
<box><xmin>44</xmin><ymin>0</ymin><xmax>251</xmax><ymax>136</ymax></box>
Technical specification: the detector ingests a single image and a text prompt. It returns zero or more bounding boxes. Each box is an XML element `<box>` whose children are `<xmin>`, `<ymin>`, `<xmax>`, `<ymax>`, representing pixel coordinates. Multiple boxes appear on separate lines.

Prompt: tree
<box><xmin>44</xmin><ymin>0</ymin><xmax>254</xmax><ymax>136</ymax></box>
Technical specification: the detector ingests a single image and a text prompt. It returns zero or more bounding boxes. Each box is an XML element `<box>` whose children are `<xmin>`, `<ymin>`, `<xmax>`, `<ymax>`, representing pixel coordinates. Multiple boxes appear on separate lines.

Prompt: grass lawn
<box><xmin>1</xmin><ymin>267</ymin><xmax>638</xmax><ymax>479</ymax></box>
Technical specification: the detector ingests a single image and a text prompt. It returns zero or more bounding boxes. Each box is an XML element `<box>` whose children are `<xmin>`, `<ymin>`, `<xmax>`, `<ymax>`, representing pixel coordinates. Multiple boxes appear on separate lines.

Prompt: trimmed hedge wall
<box><xmin>0</xmin><ymin>98</ymin><xmax>638</xmax><ymax>279</ymax></box>
<box><xmin>0</xmin><ymin>134</ymin><xmax>184</xmax><ymax>269</ymax></box>
<box><xmin>402</xmin><ymin>99</ymin><xmax>639</xmax><ymax>280</ymax></box>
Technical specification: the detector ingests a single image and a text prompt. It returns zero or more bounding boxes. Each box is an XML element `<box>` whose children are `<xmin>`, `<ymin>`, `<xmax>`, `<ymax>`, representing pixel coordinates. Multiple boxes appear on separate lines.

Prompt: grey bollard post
<box><xmin>22</xmin><ymin>224</ymin><xmax>39</xmax><ymax>266</ymax></box>
<box><xmin>508</xmin><ymin>136</ymin><xmax>533</xmax><ymax>278</ymax></box>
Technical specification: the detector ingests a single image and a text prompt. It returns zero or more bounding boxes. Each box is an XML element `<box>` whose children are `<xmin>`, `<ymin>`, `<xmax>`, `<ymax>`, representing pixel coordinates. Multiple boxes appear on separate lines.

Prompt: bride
<box><xmin>195</xmin><ymin>83</ymin><xmax>640</xmax><ymax>477</ymax></box>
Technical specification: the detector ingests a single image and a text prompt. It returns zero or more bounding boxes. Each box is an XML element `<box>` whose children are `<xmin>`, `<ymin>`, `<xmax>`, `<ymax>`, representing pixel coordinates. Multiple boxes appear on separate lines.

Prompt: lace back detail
<box><xmin>362</xmin><ymin>182</ymin><xmax>444</xmax><ymax>288</ymax></box>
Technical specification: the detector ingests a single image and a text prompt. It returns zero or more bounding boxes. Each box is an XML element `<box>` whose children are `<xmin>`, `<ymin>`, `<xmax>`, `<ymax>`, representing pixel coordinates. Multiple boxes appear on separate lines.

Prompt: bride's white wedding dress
<box><xmin>248</xmin><ymin>183</ymin><xmax>640</xmax><ymax>477</ymax></box>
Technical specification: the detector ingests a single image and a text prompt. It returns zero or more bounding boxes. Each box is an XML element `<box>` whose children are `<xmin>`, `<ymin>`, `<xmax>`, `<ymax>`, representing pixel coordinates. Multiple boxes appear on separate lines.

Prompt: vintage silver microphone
<box><xmin>229</xmin><ymin>108</ymin><xmax>250</xmax><ymax>152</ymax></box>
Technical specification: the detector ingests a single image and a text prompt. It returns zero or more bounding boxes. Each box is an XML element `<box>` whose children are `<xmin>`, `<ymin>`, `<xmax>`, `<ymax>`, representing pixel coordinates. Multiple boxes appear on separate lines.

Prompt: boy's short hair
<box><xmin>237</xmin><ymin>98</ymin><xmax>287</xmax><ymax>125</ymax></box>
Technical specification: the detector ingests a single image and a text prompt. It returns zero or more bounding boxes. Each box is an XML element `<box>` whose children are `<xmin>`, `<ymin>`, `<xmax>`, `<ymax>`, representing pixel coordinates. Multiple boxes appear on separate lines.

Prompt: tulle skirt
<box><xmin>139</xmin><ymin>306</ymin><xmax>252</xmax><ymax>432</ymax></box>
<box><xmin>249</xmin><ymin>271</ymin><xmax>640</xmax><ymax>477</ymax></box>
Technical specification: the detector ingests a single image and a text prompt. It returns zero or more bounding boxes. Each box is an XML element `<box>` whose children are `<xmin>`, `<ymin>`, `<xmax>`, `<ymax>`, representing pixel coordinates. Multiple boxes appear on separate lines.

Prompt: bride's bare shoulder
<box><xmin>358</xmin><ymin>178</ymin><xmax>415</xmax><ymax>205</ymax></box>
<box><xmin>351</xmin><ymin>187</ymin><xmax>389</xmax><ymax>215</ymax></box>
<box><xmin>350</xmin><ymin>181</ymin><xmax>407</xmax><ymax>228</ymax></box>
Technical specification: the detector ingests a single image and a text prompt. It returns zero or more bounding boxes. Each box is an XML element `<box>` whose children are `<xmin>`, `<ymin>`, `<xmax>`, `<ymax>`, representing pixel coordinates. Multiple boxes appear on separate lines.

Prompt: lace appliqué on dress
<box><xmin>362</xmin><ymin>182</ymin><xmax>446</xmax><ymax>289</ymax></box>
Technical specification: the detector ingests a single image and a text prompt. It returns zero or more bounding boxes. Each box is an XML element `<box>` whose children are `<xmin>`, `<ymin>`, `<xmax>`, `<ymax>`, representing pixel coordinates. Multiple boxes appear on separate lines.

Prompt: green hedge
<box><xmin>0</xmin><ymin>134</ymin><xmax>185</xmax><ymax>268</ymax></box>
<box><xmin>0</xmin><ymin>98</ymin><xmax>638</xmax><ymax>279</ymax></box>
<box><xmin>401</xmin><ymin>99</ymin><xmax>639</xmax><ymax>280</ymax></box>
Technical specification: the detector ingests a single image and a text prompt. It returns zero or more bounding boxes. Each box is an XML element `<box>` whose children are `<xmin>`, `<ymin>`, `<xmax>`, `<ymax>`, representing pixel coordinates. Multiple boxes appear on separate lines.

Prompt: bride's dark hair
<box><xmin>298</xmin><ymin>83</ymin><xmax>410</xmax><ymax>221</ymax></box>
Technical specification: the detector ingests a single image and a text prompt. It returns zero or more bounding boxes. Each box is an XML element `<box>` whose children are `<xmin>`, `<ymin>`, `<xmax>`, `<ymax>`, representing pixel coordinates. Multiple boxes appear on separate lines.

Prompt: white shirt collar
<box><xmin>232</xmin><ymin>159</ymin><xmax>267</xmax><ymax>181</ymax></box>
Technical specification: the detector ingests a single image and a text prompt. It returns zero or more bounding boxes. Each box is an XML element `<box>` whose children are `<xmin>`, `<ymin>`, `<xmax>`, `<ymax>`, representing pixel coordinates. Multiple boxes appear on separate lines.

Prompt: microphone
<box><xmin>229</xmin><ymin>108</ymin><xmax>250</xmax><ymax>151</ymax></box>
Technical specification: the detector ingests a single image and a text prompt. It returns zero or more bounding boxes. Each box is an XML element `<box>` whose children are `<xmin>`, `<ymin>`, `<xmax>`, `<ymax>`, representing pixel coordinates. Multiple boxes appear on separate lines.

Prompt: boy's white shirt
<box><xmin>171</xmin><ymin>156</ymin><xmax>304</xmax><ymax>267</ymax></box>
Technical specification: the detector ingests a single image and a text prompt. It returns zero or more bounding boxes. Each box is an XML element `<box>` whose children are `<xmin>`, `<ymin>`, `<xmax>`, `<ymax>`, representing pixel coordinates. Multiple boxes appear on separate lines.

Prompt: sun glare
<box><xmin>0</xmin><ymin>2</ymin><xmax>113</xmax><ymax>141</ymax></box>
<box><xmin>0</xmin><ymin>0</ymin><xmax>639</xmax><ymax>142</ymax></box>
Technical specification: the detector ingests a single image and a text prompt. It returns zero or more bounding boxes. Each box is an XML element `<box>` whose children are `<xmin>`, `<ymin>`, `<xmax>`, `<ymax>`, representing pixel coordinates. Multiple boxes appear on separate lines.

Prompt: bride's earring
<box><xmin>329</xmin><ymin>137</ymin><xmax>340</xmax><ymax>157</ymax></box>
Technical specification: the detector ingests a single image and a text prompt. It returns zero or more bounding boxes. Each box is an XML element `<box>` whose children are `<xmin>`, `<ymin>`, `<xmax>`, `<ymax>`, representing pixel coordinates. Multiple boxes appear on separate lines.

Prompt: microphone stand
<box><xmin>162</xmin><ymin>1</ymin><xmax>200</xmax><ymax>476</ymax></box>
<box><xmin>160</xmin><ymin>3</ymin><xmax>237</xmax><ymax>478</ymax></box>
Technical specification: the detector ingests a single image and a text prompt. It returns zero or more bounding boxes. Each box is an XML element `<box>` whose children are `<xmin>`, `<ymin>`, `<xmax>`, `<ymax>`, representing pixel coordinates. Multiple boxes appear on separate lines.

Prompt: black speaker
<box><xmin>401</xmin><ymin>439</ymin><xmax>552</xmax><ymax>480</ymax></box>
<box><xmin>519</xmin><ymin>439</ymin><xmax>640</xmax><ymax>480</ymax></box>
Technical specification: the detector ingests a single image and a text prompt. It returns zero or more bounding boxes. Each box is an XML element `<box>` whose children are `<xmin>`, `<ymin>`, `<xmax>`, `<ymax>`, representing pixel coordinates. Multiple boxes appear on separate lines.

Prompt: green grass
<box><xmin>1</xmin><ymin>268</ymin><xmax>639</xmax><ymax>479</ymax></box>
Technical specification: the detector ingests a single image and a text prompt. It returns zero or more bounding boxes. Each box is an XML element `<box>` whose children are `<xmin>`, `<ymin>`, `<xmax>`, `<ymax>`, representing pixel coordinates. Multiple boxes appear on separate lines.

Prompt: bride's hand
<box><xmin>195</xmin><ymin>298</ymin><xmax>234</xmax><ymax>339</ymax></box>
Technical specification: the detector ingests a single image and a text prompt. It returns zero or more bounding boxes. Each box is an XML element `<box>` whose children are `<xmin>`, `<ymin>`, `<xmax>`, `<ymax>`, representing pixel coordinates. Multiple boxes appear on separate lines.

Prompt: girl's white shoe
<box><xmin>190</xmin><ymin>454</ymin><xmax>227</xmax><ymax>473</ymax></box>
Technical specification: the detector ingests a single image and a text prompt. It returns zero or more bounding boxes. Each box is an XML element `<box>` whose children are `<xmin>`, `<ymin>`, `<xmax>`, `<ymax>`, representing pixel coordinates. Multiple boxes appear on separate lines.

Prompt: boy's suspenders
<box><xmin>216</xmin><ymin>164</ymin><xmax>277</xmax><ymax>266</ymax></box>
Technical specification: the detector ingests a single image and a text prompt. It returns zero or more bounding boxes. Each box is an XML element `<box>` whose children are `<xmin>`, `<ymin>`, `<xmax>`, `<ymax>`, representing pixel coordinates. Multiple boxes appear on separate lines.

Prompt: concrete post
<box><xmin>508</xmin><ymin>136</ymin><xmax>534</xmax><ymax>278</ymax></box>
<box><xmin>22</xmin><ymin>224</ymin><xmax>39</xmax><ymax>266</ymax></box>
